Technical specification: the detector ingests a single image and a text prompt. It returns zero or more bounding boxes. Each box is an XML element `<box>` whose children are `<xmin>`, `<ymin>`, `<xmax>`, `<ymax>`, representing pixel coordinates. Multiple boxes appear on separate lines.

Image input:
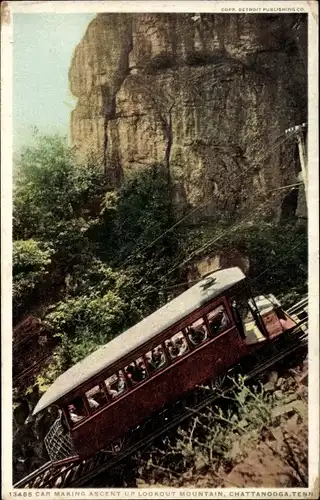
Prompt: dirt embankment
<box><xmin>134</xmin><ymin>360</ymin><xmax>309</xmax><ymax>489</ymax></box>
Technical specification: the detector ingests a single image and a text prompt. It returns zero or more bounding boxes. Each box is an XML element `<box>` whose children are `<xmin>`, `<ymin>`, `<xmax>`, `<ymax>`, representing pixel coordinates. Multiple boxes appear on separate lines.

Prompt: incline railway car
<box><xmin>33</xmin><ymin>267</ymin><xmax>297</xmax><ymax>462</ymax></box>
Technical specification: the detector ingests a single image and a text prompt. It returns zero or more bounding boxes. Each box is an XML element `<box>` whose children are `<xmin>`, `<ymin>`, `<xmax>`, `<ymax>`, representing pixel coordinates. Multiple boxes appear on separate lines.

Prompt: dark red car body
<box><xmin>33</xmin><ymin>268</ymin><xmax>296</xmax><ymax>460</ymax></box>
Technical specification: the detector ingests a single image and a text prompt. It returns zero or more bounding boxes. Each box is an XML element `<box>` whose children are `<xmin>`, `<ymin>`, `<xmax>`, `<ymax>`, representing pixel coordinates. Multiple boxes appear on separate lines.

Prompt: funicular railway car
<box><xmin>33</xmin><ymin>267</ymin><xmax>297</xmax><ymax>463</ymax></box>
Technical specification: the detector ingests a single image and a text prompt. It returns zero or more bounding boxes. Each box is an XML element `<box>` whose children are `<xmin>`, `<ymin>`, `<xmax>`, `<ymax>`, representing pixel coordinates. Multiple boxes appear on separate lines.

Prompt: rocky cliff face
<box><xmin>69</xmin><ymin>13</ymin><xmax>307</xmax><ymax>221</ymax></box>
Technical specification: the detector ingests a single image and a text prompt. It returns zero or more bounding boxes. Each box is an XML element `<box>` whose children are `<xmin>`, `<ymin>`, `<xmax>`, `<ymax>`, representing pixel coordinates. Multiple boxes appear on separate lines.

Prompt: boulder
<box><xmin>271</xmin><ymin>400</ymin><xmax>306</xmax><ymax>420</ymax></box>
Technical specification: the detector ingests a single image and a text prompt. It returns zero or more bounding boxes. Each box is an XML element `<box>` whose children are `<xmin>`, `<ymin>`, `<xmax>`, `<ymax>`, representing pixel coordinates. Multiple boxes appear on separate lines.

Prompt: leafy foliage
<box><xmin>218</xmin><ymin>221</ymin><xmax>308</xmax><ymax>303</ymax></box>
<box><xmin>13</xmin><ymin>136</ymin><xmax>108</xmax><ymax>317</ymax></box>
<box><xmin>14</xmin><ymin>135</ymin><xmax>106</xmax><ymax>239</ymax></box>
<box><xmin>98</xmin><ymin>164</ymin><xmax>175</xmax><ymax>263</ymax></box>
<box><xmin>13</xmin><ymin>239</ymin><xmax>52</xmax><ymax>281</ymax></box>
<box><xmin>13</xmin><ymin>239</ymin><xmax>53</xmax><ymax>315</ymax></box>
<box><xmin>175</xmin><ymin>220</ymin><xmax>307</xmax><ymax>306</ymax></box>
<box><xmin>13</xmin><ymin>135</ymin><xmax>108</xmax><ymax>283</ymax></box>
<box><xmin>95</xmin><ymin>163</ymin><xmax>179</xmax><ymax>314</ymax></box>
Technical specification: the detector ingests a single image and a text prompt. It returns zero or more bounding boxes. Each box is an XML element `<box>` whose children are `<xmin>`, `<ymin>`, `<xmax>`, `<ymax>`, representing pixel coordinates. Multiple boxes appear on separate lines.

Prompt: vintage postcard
<box><xmin>1</xmin><ymin>1</ymin><xmax>319</xmax><ymax>499</ymax></box>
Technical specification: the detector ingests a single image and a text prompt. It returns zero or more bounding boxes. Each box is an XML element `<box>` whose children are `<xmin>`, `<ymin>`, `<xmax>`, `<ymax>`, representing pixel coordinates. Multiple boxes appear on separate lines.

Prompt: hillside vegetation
<box><xmin>13</xmin><ymin>134</ymin><xmax>307</xmax><ymax>481</ymax></box>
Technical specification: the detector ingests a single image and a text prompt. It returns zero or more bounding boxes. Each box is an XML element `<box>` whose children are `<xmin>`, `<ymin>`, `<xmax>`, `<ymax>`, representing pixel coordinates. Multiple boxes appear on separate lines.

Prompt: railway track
<box><xmin>14</xmin><ymin>354</ymin><xmax>53</xmax><ymax>383</ymax></box>
<box><xmin>287</xmin><ymin>296</ymin><xmax>308</xmax><ymax>332</ymax></box>
<box><xmin>14</xmin><ymin>298</ymin><xmax>308</xmax><ymax>489</ymax></box>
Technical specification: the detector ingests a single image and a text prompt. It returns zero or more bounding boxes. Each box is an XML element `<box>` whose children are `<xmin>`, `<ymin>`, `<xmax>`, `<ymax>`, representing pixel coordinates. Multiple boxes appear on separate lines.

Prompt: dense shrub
<box><xmin>185</xmin><ymin>51</ymin><xmax>224</xmax><ymax>66</ymax></box>
<box><xmin>217</xmin><ymin>221</ymin><xmax>308</xmax><ymax>303</ymax></box>
<box><xmin>175</xmin><ymin>220</ymin><xmax>307</xmax><ymax>307</ymax></box>
<box><xmin>13</xmin><ymin>239</ymin><xmax>53</xmax><ymax>316</ymax></box>
<box><xmin>147</xmin><ymin>53</ymin><xmax>175</xmax><ymax>72</ymax></box>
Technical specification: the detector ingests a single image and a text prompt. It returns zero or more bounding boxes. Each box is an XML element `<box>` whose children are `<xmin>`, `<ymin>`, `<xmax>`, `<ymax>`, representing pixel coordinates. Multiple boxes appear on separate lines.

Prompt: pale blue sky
<box><xmin>13</xmin><ymin>13</ymin><xmax>96</xmax><ymax>152</ymax></box>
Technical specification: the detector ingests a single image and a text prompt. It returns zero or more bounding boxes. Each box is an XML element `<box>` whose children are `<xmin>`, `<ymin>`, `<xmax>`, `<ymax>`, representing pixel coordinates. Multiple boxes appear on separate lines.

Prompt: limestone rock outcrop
<box><xmin>69</xmin><ymin>13</ymin><xmax>307</xmax><ymax>221</ymax></box>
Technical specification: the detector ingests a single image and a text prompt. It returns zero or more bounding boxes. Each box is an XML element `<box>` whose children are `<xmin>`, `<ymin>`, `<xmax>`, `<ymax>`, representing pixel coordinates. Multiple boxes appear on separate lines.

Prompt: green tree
<box><xmin>99</xmin><ymin>164</ymin><xmax>175</xmax><ymax>262</ymax></box>
<box><xmin>13</xmin><ymin>135</ymin><xmax>109</xmax><ymax>319</ymax></box>
<box><xmin>13</xmin><ymin>239</ymin><xmax>53</xmax><ymax>316</ymax></box>
<box><xmin>13</xmin><ymin>134</ymin><xmax>107</xmax><ymax>261</ymax></box>
<box><xmin>96</xmin><ymin>164</ymin><xmax>180</xmax><ymax>314</ymax></box>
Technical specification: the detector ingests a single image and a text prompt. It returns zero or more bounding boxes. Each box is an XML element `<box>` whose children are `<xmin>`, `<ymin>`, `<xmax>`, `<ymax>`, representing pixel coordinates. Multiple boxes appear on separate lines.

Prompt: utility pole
<box><xmin>285</xmin><ymin>123</ymin><xmax>308</xmax><ymax>207</ymax></box>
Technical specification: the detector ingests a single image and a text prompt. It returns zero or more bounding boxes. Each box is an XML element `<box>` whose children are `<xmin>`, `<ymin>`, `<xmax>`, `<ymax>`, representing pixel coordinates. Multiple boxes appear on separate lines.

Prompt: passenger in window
<box><xmin>167</xmin><ymin>340</ymin><xmax>180</xmax><ymax>358</ymax></box>
<box><xmin>68</xmin><ymin>404</ymin><xmax>85</xmax><ymax>424</ymax></box>
<box><xmin>166</xmin><ymin>334</ymin><xmax>188</xmax><ymax>359</ymax></box>
<box><xmin>209</xmin><ymin>310</ymin><xmax>230</xmax><ymax>335</ymax></box>
<box><xmin>157</xmin><ymin>347</ymin><xmax>166</xmax><ymax>366</ymax></box>
<box><xmin>221</xmin><ymin>312</ymin><xmax>230</xmax><ymax>329</ymax></box>
<box><xmin>126</xmin><ymin>364</ymin><xmax>135</xmax><ymax>383</ymax></box>
<box><xmin>188</xmin><ymin>326</ymin><xmax>207</xmax><ymax>346</ymax></box>
<box><xmin>136</xmin><ymin>360</ymin><xmax>147</xmax><ymax>381</ymax></box>
<box><xmin>88</xmin><ymin>397</ymin><xmax>100</xmax><ymax>410</ymax></box>
<box><xmin>126</xmin><ymin>359</ymin><xmax>147</xmax><ymax>384</ymax></box>
<box><xmin>147</xmin><ymin>346</ymin><xmax>166</xmax><ymax>372</ymax></box>
<box><xmin>130</xmin><ymin>362</ymin><xmax>143</xmax><ymax>383</ymax></box>
<box><xmin>155</xmin><ymin>347</ymin><xmax>166</xmax><ymax>366</ymax></box>
<box><xmin>85</xmin><ymin>385</ymin><xmax>107</xmax><ymax>410</ymax></box>
<box><xmin>69</xmin><ymin>396</ymin><xmax>86</xmax><ymax>421</ymax></box>
<box><xmin>106</xmin><ymin>371</ymin><xmax>126</xmax><ymax>398</ymax></box>
<box><xmin>175</xmin><ymin>335</ymin><xmax>188</xmax><ymax>355</ymax></box>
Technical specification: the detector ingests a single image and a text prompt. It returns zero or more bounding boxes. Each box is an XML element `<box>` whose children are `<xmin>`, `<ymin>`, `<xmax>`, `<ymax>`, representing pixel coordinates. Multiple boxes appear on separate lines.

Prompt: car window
<box><xmin>186</xmin><ymin>317</ymin><xmax>208</xmax><ymax>346</ymax></box>
<box><xmin>145</xmin><ymin>344</ymin><xmax>167</xmax><ymax>373</ymax></box>
<box><xmin>67</xmin><ymin>396</ymin><xmax>87</xmax><ymax>426</ymax></box>
<box><xmin>104</xmin><ymin>370</ymin><xmax>127</xmax><ymax>399</ymax></box>
<box><xmin>207</xmin><ymin>304</ymin><xmax>230</xmax><ymax>336</ymax></box>
<box><xmin>165</xmin><ymin>332</ymin><xmax>189</xmax><ymax>359</ymax></box>
<box><xmin>125</xmin><ymin>357</ymin><xmax>148</xmax><ymax>385</ymax></box>
<box><xmin>85</xmin><ymin>384</ymin><xmax>107</xmax><ymax>411</ymax></box>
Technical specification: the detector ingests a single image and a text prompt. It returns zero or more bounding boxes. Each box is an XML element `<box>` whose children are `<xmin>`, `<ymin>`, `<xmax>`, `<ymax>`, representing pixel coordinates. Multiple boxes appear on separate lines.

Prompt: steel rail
<box><xmin>13</xmin><ymin>354</ymin><xmax>53</xmax><ymax>383</ymax></box>
<box><xmin>287</xmin><ymin>296</ymin><xmax>308</xmax><ymax>315</ymax></box>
